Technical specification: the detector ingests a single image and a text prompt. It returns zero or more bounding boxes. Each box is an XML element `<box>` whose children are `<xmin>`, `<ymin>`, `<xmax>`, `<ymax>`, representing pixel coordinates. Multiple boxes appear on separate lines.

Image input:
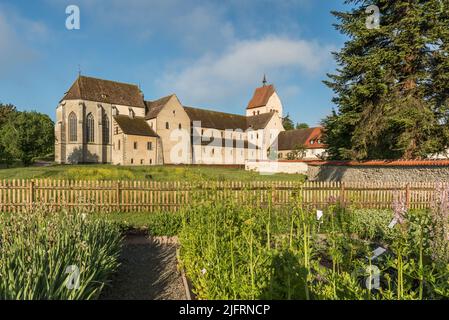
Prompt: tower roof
<box><xmin>246</xmin><ymin>84</ymin><xmax>275</xmax><ymax>110</ymax></box>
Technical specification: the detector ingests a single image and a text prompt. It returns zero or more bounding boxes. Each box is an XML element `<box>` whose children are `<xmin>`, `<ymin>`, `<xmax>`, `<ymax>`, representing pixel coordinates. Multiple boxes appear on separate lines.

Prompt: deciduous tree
<box><xmin>0</xmin><ymin>111</ymin><xmax>54</xmax><ymax>166</ymax></box>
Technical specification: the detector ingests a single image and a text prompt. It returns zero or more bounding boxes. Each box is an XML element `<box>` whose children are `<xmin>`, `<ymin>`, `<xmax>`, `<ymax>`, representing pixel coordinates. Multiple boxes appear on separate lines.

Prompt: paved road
<box><xmin>101</xmin><ymin>234</ymin><xmax>186</xmax><ymax>300</ymax></box>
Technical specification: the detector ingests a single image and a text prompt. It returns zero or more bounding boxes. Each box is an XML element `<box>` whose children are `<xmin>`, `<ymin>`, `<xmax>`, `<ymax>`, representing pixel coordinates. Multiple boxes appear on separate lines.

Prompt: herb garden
<box><xmin>178</xmin><ymin>185</ymin><xmax>449</xmax><ymax>300</ymax></box>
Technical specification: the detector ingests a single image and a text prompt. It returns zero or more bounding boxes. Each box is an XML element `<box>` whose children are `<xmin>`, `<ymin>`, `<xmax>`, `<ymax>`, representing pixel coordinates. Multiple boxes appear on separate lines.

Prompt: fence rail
<box><xmin>0</xmin><ymin>179</ymin><xmax>442</xmax><ymax>213</ymax></box>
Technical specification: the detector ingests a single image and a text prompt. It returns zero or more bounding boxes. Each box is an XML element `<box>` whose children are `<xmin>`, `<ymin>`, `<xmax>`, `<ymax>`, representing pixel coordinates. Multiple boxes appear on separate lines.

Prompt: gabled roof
<box><xmin>113</xmin><ymin>115</ymin><xmax>158</xmax><ymax>137</ymax></box>
<box><xmin>184</xmin><ymin>106</ymin><xmax>276</xmax><ymax>131</ymax></box>
<box><xmin>184</xmin><ymin>106</ymin><xmax>248</xmax><ymax>130</ymax></box>
<box><xmin>277</xmin><ymin>127</ymin><xmax>325</xmax><ymax>151</ymax></box>
<box><xmin>247</xmin><ymin>112</ymin><xmax>275</xmax><ymax>130</ymax></box>
<box><xmin>62</xmin><ymin>76</ymin><xmax>145</xmax><ymax>108</ymax></box>
<box><xmin>145</xmin><ymin>95</ymin><xmax>174</xmax><ymax>119</ymax></box>
<box><xmin>195</xmin><ymin>138</ymin><xmax>257</xmax><ymax>149</ymax></box>
<box><xmin>247</xmin><ymin>84</ymin><xmax>275</xmax><ymax>110</ymax></box>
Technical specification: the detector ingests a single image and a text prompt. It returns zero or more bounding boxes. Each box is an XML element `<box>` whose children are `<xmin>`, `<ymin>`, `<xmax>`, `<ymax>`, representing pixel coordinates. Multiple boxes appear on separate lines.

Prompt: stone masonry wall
<box><xmin>307</xmin><ymin>165</ymin><xmax>449</xmax><ymax>182</ymax></box>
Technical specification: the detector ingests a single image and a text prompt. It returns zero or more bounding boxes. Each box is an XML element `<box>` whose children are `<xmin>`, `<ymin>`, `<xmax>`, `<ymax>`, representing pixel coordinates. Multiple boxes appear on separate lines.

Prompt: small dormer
<box><xmin>128</xmin><ymin>108</ymin><xmax>135</xmax><ymax>119</ymax></box>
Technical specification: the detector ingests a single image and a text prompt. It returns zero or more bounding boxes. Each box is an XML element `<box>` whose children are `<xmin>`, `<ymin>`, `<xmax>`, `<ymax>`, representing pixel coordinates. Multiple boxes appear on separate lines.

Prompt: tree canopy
<box><xmin>0</xmin><ymin>106</ymin><xmax>54</xmax><ymax>166</ymax></box>
<box><xmin>296</xmin><ymin>123</ymin><xmax>309</xmax><ymax>129</ymax></box>
<box><xmin>323</xmin><ymin>0</ymin><xmax>449</xmax><ymax>160</ymax></box>
<box><xmin>282</xmin><ymin>113</ymin><xmax>295</xmax><ymax>131</ymax></box>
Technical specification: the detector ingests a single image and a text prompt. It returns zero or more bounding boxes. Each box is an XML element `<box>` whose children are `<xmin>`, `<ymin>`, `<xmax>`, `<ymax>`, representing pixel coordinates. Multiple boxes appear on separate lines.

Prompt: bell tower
<box><xmin>246</xmin><ymin>75</ymin><xmax>283</xmax><ymax>118</ymax></box>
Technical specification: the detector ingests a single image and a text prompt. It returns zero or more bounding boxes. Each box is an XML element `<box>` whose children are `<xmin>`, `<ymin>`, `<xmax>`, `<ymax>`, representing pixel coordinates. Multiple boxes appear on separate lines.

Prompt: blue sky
<box><xmin>0</xmin><ymin>0</ymin><xmax>350</xmax><ymax>126</ymax></box>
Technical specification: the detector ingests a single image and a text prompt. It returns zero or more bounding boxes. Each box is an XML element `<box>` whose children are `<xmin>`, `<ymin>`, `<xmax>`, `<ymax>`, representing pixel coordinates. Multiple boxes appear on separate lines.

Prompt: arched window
<box><xmin>68</xmin><ymin>112</ymin><xmax>77</xmax><ymax>142</ymax></box>
<box><xmin>86</xmin><ymin>113</ymin><xmax>95</xmax><ymax>143</ymax></box>
<box><xmin>103</xmin><ymin>115</ymin><xmax>110</xmax><ymax>144</ymax></box>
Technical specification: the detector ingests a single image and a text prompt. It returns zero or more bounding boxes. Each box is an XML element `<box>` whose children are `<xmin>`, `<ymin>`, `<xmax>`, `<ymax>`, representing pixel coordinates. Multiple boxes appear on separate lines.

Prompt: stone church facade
<box><xmin>55</xmin><ymin>75</ymin><xmax>324</xmax><ymax>165</ymax></box>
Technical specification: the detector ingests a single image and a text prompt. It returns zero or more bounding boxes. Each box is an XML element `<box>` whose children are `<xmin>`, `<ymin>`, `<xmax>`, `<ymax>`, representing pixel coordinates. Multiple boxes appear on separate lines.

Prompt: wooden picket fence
<box><xmin>0</xmin><ymin>179</ymin><xmax>442</xmax><ymax>213</ymax></box>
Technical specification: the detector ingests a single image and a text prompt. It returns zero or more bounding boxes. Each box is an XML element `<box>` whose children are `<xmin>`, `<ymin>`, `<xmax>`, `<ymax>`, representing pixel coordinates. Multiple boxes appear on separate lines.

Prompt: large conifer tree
<box><xmin>323</xmin><ymin>0</ymin><xmax>449</xmax><ymax>160</ymax></box>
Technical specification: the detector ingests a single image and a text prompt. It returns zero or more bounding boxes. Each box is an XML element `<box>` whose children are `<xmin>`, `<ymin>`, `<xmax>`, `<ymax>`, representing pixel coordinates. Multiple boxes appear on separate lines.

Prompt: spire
<box><xmin>262</xmin><ymin>74</ymin><xmax>267</xmax><ymax>86</ymax></box>
<box><xmin>78</xmin><ymin>64</ymin><xmax>81</xmax><ymax>77</ymax></box>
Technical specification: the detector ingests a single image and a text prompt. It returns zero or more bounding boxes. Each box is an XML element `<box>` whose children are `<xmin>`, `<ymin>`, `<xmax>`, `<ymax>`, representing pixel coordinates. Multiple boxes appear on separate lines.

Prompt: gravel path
<box><xmin>100</xmin><ymin>234</ymin><xmax>187</xmax><ymax>300</ymax></box>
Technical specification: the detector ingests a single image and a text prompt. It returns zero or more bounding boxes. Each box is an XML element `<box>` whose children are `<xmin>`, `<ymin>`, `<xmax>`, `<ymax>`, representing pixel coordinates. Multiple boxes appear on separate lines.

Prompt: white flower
<box><xmin>201</xmin><ymin>268</ymin><xmax>207</xmax><ymax>275</ymax></box>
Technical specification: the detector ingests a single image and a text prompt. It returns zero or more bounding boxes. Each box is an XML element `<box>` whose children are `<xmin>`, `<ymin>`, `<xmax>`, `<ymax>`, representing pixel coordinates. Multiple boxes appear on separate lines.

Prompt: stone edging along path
<box><xmin>149</xmin><ymin>235</ymin><xmax>195</xmax><ymax>300</ymax></box>
<box><xmin>100</xmin><ymin>233</ymin><xmax>193</xmax><ymax>300</ymax></box>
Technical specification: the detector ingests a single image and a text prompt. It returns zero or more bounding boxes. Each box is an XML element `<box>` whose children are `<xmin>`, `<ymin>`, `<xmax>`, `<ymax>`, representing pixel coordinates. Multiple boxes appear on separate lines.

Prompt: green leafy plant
<box><xmin>0</xmin><ymin>208</ymin><xmax>122</xmax><ymax>299</ymax></box>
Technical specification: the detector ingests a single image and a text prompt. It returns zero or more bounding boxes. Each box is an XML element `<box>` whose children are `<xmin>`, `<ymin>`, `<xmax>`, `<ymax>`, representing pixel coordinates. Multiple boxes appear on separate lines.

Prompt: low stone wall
<box><xmin>245</xmin><ymin>160</ymin><xmax>308</xmax><ymax>175</ymax></box>
<box><xmin>307</xmin><ymin>165</ymin><xmax>449</xmax><ymax>182</ymax></box>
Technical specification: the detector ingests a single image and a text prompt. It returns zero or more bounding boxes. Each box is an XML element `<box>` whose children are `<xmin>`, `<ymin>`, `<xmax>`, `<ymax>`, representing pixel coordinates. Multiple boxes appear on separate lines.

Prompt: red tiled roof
<box><xmin>247</xmin><ymin>85</ymin><xmax>275</xmax><ymax>110</ymax></box>
<box><xmin>251</xmin><ymin>159</ymin><xmax>449</xmax><ymax>167</ymax></box>
<box><xmin>307</xmin><ymin>159</ymin><xmax>449</xmax><ymax>167</ymax></box>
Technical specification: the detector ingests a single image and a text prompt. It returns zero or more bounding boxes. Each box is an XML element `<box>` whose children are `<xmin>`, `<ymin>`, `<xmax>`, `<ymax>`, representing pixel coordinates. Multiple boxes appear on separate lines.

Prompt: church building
<box><xmin>54</xmin><ymin>75</ymin><xmax>325</xmax><ymax>165</ymax></box>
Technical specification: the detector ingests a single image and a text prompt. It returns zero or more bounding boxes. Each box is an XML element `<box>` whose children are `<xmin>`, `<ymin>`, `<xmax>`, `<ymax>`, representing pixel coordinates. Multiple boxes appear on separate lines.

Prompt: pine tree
<box><xmin>323</xmin><ymin>0</ymin><xmax>449</xmax><ymax>160</ymax></box>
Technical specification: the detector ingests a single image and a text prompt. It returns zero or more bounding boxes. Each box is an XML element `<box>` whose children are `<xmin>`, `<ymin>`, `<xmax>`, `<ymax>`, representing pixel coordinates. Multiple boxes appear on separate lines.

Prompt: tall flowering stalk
<box><xmin>391</xmin><ymin>191</ymin><xmax>408</xmax><ymax>299</ymax></box>
<box><xmin>392</xmin><ymin>192</ymin><xmax>407</xmax><ymax>228</ymax></box>
<box><xmin>429</xmin><ymin>183</ymin><xmax>449</xmax><ymax>265</ymax></box>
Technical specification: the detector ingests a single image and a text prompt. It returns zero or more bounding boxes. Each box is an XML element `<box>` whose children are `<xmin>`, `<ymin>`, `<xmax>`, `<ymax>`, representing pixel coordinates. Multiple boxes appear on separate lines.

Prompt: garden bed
<box><xmin>176</xmin><ymin>192</ymin><xmax>449</xmax><ymax>300</ymax></box>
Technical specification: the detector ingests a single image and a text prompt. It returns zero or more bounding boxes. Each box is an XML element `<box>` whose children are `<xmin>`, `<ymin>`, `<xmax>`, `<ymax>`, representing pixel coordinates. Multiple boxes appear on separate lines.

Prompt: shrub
<box><xmin>146</xmin><ymin>212</ymin><xmax>183</xmax><ymax>237</ymax></box>
<box><xmin>347</xmin><ymin>208</ymin><xmax>396</xmax><ymax>241</ymax></box>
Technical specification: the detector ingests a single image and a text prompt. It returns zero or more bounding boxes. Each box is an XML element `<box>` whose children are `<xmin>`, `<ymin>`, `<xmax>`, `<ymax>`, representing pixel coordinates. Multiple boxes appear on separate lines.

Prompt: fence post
<box><xmin>29</xmin><ymin>180</ymin><xmax>35</xmax><ymax>211</ymax></box>
<box><xmin>340</xmin><ymin>182</ymin><xmax>346</xmax><ymax>207</ymax></box>
<box><xmin>116</xmin><ymin>181</ymin><xmax>121</xmax><ymax>212</ymax></box>
<box><xmin>405</xmin><ymin>183</ymin><xmax>411</xmax><ymax>209</ymax></box>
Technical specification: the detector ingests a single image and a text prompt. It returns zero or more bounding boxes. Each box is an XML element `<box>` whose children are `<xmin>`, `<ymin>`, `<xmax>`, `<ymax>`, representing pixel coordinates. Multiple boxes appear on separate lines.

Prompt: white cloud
<box><xmin>158</xmin><ymin>36</ymin><xmax>334</xmax><ymax>107</ymax></box>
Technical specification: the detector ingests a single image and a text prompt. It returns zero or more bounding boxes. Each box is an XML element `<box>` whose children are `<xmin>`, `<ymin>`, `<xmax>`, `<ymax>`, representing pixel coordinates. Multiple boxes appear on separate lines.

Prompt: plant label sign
<box><xmin>316</xmin><ymin>210</ymin><xmax>323</xmax><ymax>221</ymax></box>
<box><xmin>388</xmin><ymin>218</ymin><xmax>398</xmax><ymax>229</ymax></box>
<box><xmin>370</xmin><ymin>247</ymin><xmax>386</xmax><ymax>260</ymax></box>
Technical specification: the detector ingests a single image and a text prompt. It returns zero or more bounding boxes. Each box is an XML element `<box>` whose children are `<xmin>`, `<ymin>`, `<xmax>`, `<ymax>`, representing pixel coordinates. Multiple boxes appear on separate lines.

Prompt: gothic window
<box><xmin>68</xmin><ymin>112</ymin><xmax>77</xmax><ymax>142</ymax></box>
<box><xmin>86</xmin><ymin>113</ymin><xmax>95</xmax><ymax>143</ymax></box>
<box><xmin>103</xmin><ymin>115</ymin><xmax>110</xmax><ymax>144</ymax></box>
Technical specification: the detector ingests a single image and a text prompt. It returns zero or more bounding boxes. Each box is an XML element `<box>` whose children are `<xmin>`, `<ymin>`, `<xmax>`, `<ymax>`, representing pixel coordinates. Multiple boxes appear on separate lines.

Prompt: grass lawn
<box><xmin>93</xmin><ymin>211</ymin><xmax>183</xmax><ymax>236</ymax></box>
<box><xmin>0</xmin><ymin>164</ymin><xmax>306</xmax><ymax>181</ymax></box>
